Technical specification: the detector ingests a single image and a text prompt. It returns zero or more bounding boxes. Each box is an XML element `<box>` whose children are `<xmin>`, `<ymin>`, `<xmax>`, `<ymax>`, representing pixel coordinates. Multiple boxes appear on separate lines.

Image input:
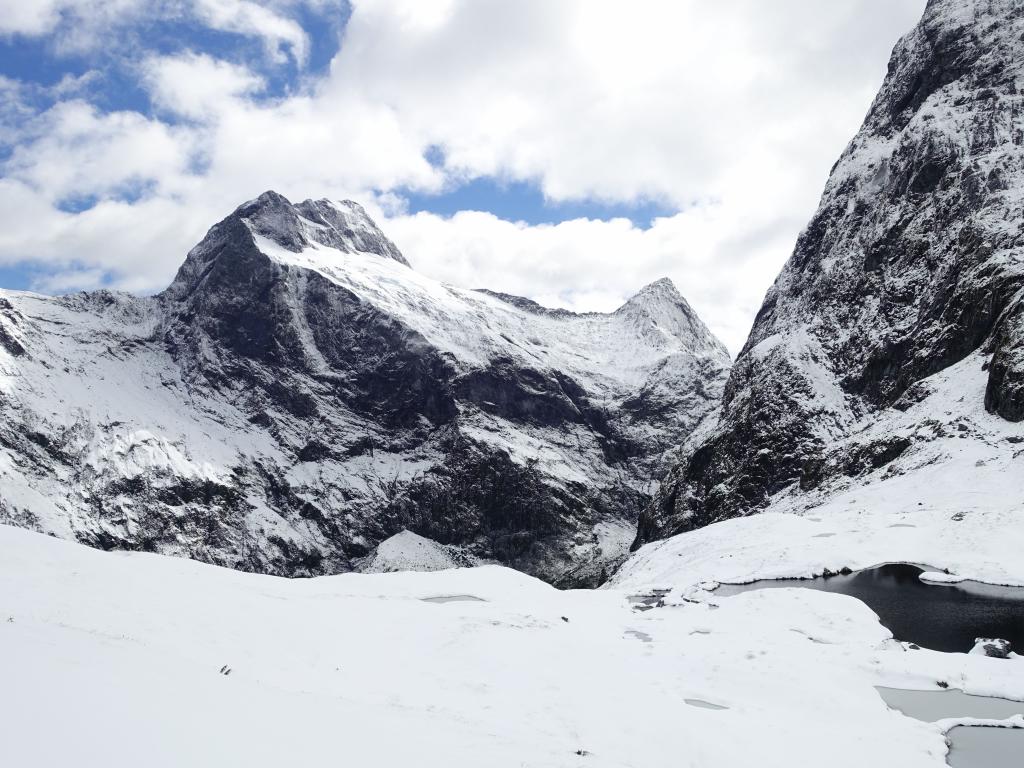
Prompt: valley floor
<box><xmin>2</xmin><ymin>513</ymin><xmax>1022</xmax><ymax>767</ymax></box>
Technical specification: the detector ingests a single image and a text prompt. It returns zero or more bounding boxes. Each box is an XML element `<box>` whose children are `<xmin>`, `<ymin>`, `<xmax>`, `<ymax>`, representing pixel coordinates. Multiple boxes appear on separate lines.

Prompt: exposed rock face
<box><xmin>971</xmin><ymin>637</ymin><xmax>1012</xmax><ymax>658</ymax></box>
<box><xmin>985</xmin><ymin>289</ymin><xmax>1024</xmax><ymax>420</ymax></box>
<box><xmin>0</xmin><ymin>192</ymin><xmax>729</xmax><ymax>586</ymax></box>
<box><xmin>636</xmin><ymin>0</ymin><xmax>1024</xmax><ymax>545</ymax></box>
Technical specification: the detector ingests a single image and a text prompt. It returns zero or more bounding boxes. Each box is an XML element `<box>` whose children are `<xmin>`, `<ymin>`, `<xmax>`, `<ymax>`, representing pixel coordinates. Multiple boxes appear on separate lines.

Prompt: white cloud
<box><xmin>0</xmin><ymin>0</ymin><xmax>329</xmax><ymax>66</ymax></box>
<box><xmin>0</xmin><ymin>0</ymin><xmax>66</xmax><ymax>36</ymax></box>
<box><xmin>144</xmin><ymin>52</ymin><xmax>265</xmax><ymax>120</ymax></box>
<box><xmin>333</xmin><ymin>0</ymin><xmax>924</xmax><ymax>207</ymax></box>
<box><xmin>0</xmin><ymin>0</ymin><xmax>928</xmax><ymax>353</ymax></box>
<box><xmin>192</xmin><ymin>0</ymin><xmax>311</xmax><ymax>65</ymax></box>
<box><xmin>4</xmin><ymin>100</ymin><xmax>196</xmax><ymax>203</ymax></box>
<box><xmin>0</xmin><ymin>179</ymin><xmax>211</xmax><ymax>291</ymax></box>
<box><xmin>0</xmin><ymin>0</ymin><xmax>152</xmax><ymax>51</ymax></box>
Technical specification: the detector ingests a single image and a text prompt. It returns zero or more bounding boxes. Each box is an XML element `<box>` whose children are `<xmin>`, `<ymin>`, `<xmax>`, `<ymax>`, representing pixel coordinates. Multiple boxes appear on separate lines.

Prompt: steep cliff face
<box><xmin>637</xmin><ymin>0</ymin><xmax>1024</xmax><ymax>544</ymax></box>
<box><xmin>0</xmin><ymin>192</ymin><xmax>730</xmax><ymax>585</ymax></box>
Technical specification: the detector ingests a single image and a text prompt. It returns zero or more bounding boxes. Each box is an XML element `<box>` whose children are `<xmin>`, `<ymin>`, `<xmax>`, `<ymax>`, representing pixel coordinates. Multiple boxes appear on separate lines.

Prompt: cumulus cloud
<box><xmin>0</xmin><ymin>0</ymin><xmax>927</xmax><ymax>352</ymax></box>
<box><xmin>0</xmin><ymin>0</ymin><xmax>158</xmax><ymax>53</ymax></box>
<box><xmin>144</xmin><ymin>52</ymin><xmax>265</xmax><ymax>120</ymax></box>
<box><xmin>5</xmin><ymin>100</ymin><xmax>195</xmax><ymax>203</ymax></box>
<box><xmin>334</xmin><ymin>0</ymin><xmax>924</xmax><ymax>207</ymax></box>
<box><xmin>0</xmin><ymin>0</ymin><xmax>67</xmax><ymax>37</ymax></box>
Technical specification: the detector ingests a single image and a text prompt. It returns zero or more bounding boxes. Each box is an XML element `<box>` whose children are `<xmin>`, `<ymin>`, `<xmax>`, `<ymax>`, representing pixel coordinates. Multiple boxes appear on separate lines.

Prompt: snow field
<box><xmin>4</xmin><ymin>524</ymin><xmax>1020</xmax><ymax>767</ymax></box>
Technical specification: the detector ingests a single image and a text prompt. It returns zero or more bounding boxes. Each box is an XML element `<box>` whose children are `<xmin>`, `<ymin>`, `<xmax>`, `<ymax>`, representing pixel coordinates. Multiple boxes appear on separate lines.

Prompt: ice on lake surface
<box><xmin>877</xmin><ymin>687</ymin><xmax>1024</xmax><ymax>768</ymax></box>
<box><xmin>876</xmin><ymin>687</ymin><xmax>1023</xmax><ymax>721</ymax></box>
<box><xmin>947</xmin><ymin>726</ymin><xmax>1024</xmax><ymax>768</ymax></box>
<box><xmin>715</xmin><ymin>563</ymin><xmax>1024</xmax><ymax>652</ymax></box>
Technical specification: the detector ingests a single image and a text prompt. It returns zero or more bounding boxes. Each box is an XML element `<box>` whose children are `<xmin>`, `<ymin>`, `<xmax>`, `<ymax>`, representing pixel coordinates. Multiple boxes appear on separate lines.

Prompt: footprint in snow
<box><xmin>684</xmin><ymin>698</ymin><xmax>729</xmax><ymax>711</ymax></box>
<box><xmin>624</xmin><ymin>629</ymin><xmax>653</xmax><ymax>643</ymax></box>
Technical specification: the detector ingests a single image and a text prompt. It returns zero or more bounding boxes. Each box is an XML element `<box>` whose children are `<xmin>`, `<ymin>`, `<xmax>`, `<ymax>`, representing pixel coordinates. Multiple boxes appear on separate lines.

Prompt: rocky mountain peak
<box><xmin>237</xmin><ymin>190</ymin><xmax>409</xmax><ymax>266</ymax></box>
<box><xmin>161</xmin><ymin>191</ymin><xmax>408</xmax><ymax>304</ymax></box>
<box><xmin>625</xmin><ymin>277</ymin><xmax>680</xmax><ymax>301</ymax></box>
<box><xmin>618</xmin><ymin>278</ymin><xmax>730</xmax><ymax>359</ymax></box>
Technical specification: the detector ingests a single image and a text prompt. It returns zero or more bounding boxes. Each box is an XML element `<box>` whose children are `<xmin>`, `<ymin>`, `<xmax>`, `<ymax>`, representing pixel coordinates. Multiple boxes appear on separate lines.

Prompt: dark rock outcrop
<box><xmin>972</xmin><ymin>637</ymin><xmax>1012</xmax><ymax>658</ymax></box>
<box><xmin>985</xmin><ymin>289</ymin><xmax>1024</xmax><ymax>420</ymax></box>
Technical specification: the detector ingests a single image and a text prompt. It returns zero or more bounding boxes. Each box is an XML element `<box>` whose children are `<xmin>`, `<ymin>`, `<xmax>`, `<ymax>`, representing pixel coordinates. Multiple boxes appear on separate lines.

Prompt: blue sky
<box><xmin>0</xmin><ymin>0</ymin><xmax>925</xmax><ymax>351</ymax></box>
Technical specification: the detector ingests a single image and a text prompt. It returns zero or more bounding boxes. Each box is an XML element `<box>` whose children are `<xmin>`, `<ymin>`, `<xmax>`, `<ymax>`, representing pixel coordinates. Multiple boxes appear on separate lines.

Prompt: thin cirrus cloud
<box><xmin>0</xmin><ymin>0</ymin><xmax>926</xmax><ymax>353</ymax></box>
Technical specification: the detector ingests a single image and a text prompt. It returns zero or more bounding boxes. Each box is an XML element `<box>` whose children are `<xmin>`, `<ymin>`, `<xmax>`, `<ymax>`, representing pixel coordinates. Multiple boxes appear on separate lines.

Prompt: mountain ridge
<box><xmin>0</xmin><ymin>192</ymin><xmax>730</xmax><ymax>586</ymax></box>
<box><xmin>635</xmin><ymin>0</ymin><xmax>1024</xmax><ymax>546</ymax></box>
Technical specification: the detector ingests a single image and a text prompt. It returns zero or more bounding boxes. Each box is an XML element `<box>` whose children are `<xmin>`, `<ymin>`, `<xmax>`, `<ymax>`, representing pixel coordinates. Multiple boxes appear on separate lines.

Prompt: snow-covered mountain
<box><xmin>0</xmin><ymin>191</ymin><xmax>729</xmax><ymax>585</ymax></box>
<box><xmin>6</xmin><ymin>3</ymin><xmax>1024</xmax><ymax>765</ymax></box>
<box><xmin>635</xmin><ymin>0</ymin><xmax>1024</xmax><ymax>546</ymax></box>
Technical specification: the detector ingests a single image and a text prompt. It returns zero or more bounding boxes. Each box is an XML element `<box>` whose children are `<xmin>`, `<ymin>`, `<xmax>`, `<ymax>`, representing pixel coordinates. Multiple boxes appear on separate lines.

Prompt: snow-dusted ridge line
<box><xmin>248</xmin><ymin>227</ymin><xmax>726</xmax><ymax>388</ymax></box>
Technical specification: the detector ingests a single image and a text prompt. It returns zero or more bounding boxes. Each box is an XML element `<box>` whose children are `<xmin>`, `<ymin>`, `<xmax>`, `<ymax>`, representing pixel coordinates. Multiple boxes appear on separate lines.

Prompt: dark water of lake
<box><xmin>715</xmin><ymin>563</ymin><xmax>1024</xmax><ymax>653</ymax></box>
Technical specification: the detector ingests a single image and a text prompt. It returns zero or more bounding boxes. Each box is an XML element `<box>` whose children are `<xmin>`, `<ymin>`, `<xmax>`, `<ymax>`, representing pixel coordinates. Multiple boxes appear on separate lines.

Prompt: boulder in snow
<box><xmin>970</xmin><ymin>638</ymin><xmax>1012</xmax><ymax>659</ymax></box>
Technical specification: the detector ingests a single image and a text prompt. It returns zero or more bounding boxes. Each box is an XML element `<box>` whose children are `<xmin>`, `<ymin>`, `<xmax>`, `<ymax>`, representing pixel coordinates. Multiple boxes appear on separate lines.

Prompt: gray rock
<box><xmin>972</xmin><ymin>637</ymin><xmax>1012</xmax><ymax>658</ymax></box>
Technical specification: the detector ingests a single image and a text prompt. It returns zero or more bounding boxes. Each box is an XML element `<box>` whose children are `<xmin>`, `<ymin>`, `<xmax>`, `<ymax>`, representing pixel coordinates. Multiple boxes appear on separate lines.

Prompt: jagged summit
<box><xmin>617</xmin><ymin>278</ymin><xmax>729</xmax><ymax>359</ymax></box>
<box><xmin>630</xmin><ymin>276</ymin><xmax>677</xmax><ymax>294</ymax></box>
<box><xmin>477</xmin><ymin>277</ymin><xmax>695</xmax><ymax>317</ymax></box>
<box><xmin>163</xmin><ymin>191</ymin><xmax>408</xmax><ymax>303</ymax></box>
<box><xmin>618</xmin><ymin>278</ymin><xmax>685</xmax><ymax>314</ymax></box>
<box><xmin>240</xmin><ymin>190</ymin><xmax>408</xmax><ymax>265</ymax></box>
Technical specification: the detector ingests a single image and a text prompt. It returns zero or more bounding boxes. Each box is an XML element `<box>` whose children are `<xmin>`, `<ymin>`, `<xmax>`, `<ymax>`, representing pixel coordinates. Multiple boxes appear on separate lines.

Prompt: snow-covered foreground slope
<box><xmin>3</xmin><ymin>524</ymin><xmax>1021</xmax><ymax>768</ymax></box>
<box><xmin>0</xmin><ymin>192</ymin><xmax>730</xmax><ymax>586</ymax></box>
